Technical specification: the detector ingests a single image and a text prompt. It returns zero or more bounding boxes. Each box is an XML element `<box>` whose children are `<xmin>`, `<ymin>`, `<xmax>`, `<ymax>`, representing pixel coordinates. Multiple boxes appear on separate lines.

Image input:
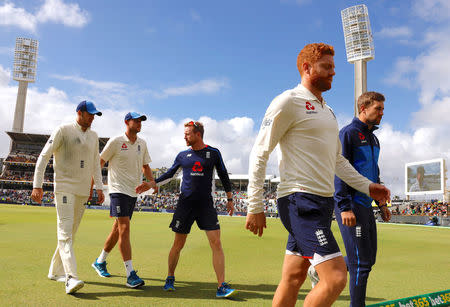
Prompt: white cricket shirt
<box><xmin>33</xmin><ymin>122</ymin><xmax>103</xmax><ymax>196</ymax></box>
<box><xmin>101</xmin><ymin>134</ymin><xmax>151</xmax><ymax>197</ymax></box>
<box><xmin>247</xmin><ymin>84</ymin><xmax>372</xmax><ymax>214</ymax></box>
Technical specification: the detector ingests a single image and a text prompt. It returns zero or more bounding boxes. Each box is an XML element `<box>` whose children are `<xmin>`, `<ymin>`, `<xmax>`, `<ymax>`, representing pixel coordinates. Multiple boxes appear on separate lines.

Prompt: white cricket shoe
<box><xmin>48</xmin><ymin>274</ymin><xmax>66</xmax><ymax>282</ymax></box>
<box><xmin>65</xmin><ymin>275</ymin><xmax>84</xmax><ymax>294</ymax></box>
<box><xmin>307</xmin><ymin>265</ymin><xmax>320</xmax><ymax>288</ymax></box>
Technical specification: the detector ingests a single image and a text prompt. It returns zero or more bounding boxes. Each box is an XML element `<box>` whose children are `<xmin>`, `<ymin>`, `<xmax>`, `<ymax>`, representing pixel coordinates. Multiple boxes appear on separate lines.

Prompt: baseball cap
<box><xmin>125</xmin><ymin>112</ymin><xmax>147</xmax><ymax>121</ymax></box>
<box><xmin>76</xmin><ymin>101</ymin><xmax>102</xmax><ymax>116</ymax></box>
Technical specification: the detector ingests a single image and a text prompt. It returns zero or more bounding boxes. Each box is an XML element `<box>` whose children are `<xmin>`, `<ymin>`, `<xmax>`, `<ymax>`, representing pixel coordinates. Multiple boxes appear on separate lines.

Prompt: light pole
<box><xmin>12</xmin><ymin>37</ymin><xmax>39</xmax><ymax>133</ymax></box>
<box><xmin>341</xmin><ymin>4</ymin><xmax>374</xmax><ymax>117</ymax></box>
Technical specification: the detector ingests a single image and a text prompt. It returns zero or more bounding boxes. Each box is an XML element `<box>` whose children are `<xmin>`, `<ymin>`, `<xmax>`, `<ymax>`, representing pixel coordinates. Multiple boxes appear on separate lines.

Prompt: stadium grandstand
<box><xmin>1</xmin><ymin>131</ymin><xmax>447</xmax><ymax>224</ymax></box>
<box><xmin>0</xmin><ymin>131</ymin><xmax>109</xmax><ymax>206</ymax></box>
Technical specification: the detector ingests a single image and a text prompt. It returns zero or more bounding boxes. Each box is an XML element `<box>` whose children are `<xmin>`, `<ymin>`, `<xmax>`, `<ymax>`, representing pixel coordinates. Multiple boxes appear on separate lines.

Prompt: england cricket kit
<box><xmin>100</xmin><ymin>134</ymin><xmax>151</xmax><ymax>217</ymax></box>
<box><xmin>334</xmin><ymin>117</ymin><xmax>381</xmax><ymax>307</ymax></box>
<box><xmin>33</xmin><ymin>122</ymin><xmax>103</xmax><ymax>279</ymax></box>
<box><xmin>248</xmin><ymin>84</ymin><xmax>374</xmax><ymax>264</ymax></box>
<box><xmin>156</xmin><ymin>146</ymin><xmax>232</xmax><ymax>233</ymax></box>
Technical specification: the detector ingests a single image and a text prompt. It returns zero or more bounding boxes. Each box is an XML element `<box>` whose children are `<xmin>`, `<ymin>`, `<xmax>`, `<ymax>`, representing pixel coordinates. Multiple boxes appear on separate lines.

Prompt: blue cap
<box><xmin>76</xmin><ymin>101</ymin><xmax>102</xmax><ymax>116</ymax></box>
<box><xmin>125</xmin><ymin>112</ymin><xmax>147</xmax><ymax>121</ymax></box>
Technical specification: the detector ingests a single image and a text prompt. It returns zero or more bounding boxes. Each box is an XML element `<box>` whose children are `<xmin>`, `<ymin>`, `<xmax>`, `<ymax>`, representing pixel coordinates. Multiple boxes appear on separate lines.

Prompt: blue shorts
<box><xmin>170</xmin><ymin>196</ymin><xmax>219</xmax><ymax>234</ymax></box>
<box><xmin>109</xmin><ymin>193</ymin><xmax>137</xmax><ymax>219</ymax></box>
<box><xmin>277</xmin><ymin>192</ymin><xmax>341</xmax><ymax>266</ymax></box>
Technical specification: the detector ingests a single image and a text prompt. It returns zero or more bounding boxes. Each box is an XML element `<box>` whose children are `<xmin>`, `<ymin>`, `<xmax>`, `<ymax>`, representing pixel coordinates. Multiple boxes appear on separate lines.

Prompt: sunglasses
<box><xmin>188</xmin><ymin>121</ymin><xmax>199</xmax><ymax>128</ymax></box>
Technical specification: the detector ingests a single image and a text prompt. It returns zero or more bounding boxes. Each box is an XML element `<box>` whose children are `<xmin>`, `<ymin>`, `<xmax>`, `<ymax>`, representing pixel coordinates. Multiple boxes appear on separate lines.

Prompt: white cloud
<box><xmin>52</xmin><ymin>74</ymin><xmax>127</xmax><ymax>92</ymax></box>
<box><xmin>376</xmin><ymin>26</ymin><xmax>413</xmax><ymax>39</ymax></box>
<box><xmin>413</xmin><ymin>0</ymin><xmax>450</xmax><ymax>23</ymax></box>
<box><xmin>152</xmin><ymin>78</ymin><xmax>229</xmax><ymax>99</ymax></box>
<box><xmin>0</xmin><ymin>66</ymin><xmax>275</xmax><ymax>181</ymax></box>
<box><xmin>0</xmin><ymin>0</ymin><xmax>89</xmax><ymax>32</ymax></box>
<box><xmin>0</xmin><ymin>2</ymin><xmax>37</xmax><ymax>31</ymax></box>
<box><xmin>36</xmin><ymin>0</ymin><xmax>89</xmax><ymax>28</ymax></box>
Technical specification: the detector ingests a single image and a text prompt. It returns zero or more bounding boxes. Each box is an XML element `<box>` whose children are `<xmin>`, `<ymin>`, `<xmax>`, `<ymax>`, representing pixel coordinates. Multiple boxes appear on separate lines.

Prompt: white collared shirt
<box><xmin>33</xmin><ymin>122</ymin><xmax>103</xmax><ymax>196</ymax></box>
<box><xmin>101</xmin><ymin>134</ymin><xmax>151</xmax><ymax>197</ymax></box>
<box><xmin>247</xmin><ymin>84</ymin><xmax>372</xmax><ymax>214</ymax></box>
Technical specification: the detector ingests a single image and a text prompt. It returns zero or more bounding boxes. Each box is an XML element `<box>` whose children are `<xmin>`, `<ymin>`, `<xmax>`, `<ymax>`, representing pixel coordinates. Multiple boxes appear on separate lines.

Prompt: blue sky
<box><xmin>0</xmin><ymin>0</ymin><xmax>449</xmax><ymax>197</ymax></box>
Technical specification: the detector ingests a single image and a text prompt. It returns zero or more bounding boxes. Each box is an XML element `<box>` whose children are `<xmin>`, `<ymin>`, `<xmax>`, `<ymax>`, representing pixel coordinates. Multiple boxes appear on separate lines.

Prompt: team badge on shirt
<box><xmin>306</xmin><ymin>101</ymin><xmax>318</xmax><ymax>114</ymax></box>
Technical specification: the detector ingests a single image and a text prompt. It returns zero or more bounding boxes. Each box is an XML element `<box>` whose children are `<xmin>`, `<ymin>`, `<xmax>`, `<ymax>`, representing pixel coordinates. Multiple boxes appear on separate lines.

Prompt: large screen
<box><xmin>405</xmin><ymin>158</ymin><xmax>444</xmax><ymax>195</ymax></box>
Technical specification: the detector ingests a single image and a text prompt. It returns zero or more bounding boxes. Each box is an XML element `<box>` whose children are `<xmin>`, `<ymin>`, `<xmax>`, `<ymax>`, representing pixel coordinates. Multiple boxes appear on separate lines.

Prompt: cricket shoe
<box><xmin>163</xmin><ymin>276</ymin><xmax>176</xmax><ymax>291</ymax></box>
<box><xmin>216</xmin><ymin>282</ymin><xmax>236</xmax><ymax>298</ymax></box>
<box><xmin>92</xmin><ymin>259</ymin><xmax>111</xmax><ymax>277</ymax></box>
<box><xmin>65</xmin><ymin>275</ymin><xmax>84</xmax><ymax>294</ymax></box>
<box><xmin>126</xmin><ymin>270</ymin><xmax>145</xmax><ymax>288</ymax></box>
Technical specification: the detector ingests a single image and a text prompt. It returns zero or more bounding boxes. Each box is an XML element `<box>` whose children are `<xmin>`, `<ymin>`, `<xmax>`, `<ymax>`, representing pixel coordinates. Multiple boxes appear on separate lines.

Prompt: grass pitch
<box><xmin>0</xmin><ymin>204</ymin><xmax>449</xmax><ymax>306</ymax></box>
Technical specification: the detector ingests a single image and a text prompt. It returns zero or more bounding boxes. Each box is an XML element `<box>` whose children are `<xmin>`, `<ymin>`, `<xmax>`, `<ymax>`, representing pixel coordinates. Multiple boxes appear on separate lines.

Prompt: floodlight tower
<box><xmin>12</xmin><ymin>37</ymin><xmax>39</xmax><ymax>133</ymax></box>
<box><xmin>341</xmin><ymin>4</ymin><xmax>374</xmax><ymax>117</ymax></box>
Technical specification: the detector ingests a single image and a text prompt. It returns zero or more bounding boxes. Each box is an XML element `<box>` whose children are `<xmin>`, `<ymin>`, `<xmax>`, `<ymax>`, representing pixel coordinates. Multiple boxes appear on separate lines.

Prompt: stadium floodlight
<box><xmin>12</xmin><ymin>37</ymin><xmax>39</xmax><ymax>133</ymax></box>
<box><xmin>341</xmin><ymin>4</ymin><xmax>374</xmax><ymax>117</ymax></box>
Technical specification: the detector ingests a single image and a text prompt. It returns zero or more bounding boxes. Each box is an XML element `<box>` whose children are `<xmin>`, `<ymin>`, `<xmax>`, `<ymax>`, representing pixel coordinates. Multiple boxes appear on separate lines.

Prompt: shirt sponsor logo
<box><xmin>206</xmin><ymin>151</ymin><xmax>210</xmax><ymax>159</ymax></box>
<box><xmin>121</xmin><ymin>143</ymin><xmax>128</xmax><ymax>150</ymax></box>
<box><xmin>358</xmin><ymin>132</ymin><xmax>367</xmax><ymax>143</ymax></box>
<box><xmin>80</xmin><ymin>160</ymin><xmax>84</xmax><ymax>168</ymax></box>
<box><xmin>191</xmin><ymin>161</ymin><xmax>204</xmax><ymax>176</ymax></box>
<box><xmin>306</xmin><ymin>101</ymin><xmax>318</xmax><ymax>114</ymax></box>
<box><xmin>137</xmin><ymin>145</ymin><xmax>141</xmax><ymax>152</ymax></box>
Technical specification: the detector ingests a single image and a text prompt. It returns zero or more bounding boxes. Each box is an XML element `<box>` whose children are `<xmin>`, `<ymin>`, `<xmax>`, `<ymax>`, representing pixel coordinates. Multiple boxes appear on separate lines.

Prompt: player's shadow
<box><xmin>72</xmin><ymin>277</ymin><xmax>308</xmax><ymax>301</ymax></box>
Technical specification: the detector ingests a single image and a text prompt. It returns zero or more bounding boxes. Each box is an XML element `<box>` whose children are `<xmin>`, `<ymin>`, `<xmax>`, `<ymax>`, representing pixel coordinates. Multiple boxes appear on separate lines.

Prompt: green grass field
<box><xmin>0</xmin><ymin>204</ymin><xmax>449</xmax><ymax>306</ymax></box>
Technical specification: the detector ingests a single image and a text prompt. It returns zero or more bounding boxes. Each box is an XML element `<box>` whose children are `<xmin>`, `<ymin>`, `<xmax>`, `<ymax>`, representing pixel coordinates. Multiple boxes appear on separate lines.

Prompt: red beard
<box><xmin>311</xmin><ymin>75</ymin><xmax>332</xmax><ymax>92</ymax></box>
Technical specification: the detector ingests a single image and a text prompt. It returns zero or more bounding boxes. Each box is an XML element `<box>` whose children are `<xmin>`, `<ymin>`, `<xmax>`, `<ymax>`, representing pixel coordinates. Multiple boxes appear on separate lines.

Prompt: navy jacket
<box><xmin>334</xmin><ymin>118</ymin><xmax>380</xmax><ymax>212</ymax></box>
<box><xmin>156</xmin><ymin>145</ymin><xmax>232</xmax><ymax>199</ymax></box>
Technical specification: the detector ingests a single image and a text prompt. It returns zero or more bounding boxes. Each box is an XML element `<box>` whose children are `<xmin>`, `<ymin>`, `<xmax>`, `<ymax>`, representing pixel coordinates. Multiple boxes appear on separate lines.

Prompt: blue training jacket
<box><xmin>334</xmin><ymin>117</ymin><xmax>380</xmax><ymax>211</ymax></box>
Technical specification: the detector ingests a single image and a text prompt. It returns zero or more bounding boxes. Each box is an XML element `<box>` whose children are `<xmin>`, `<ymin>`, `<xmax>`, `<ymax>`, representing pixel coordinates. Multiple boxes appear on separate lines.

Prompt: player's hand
<box><xmin>31</xmin><ymin>188</ymin><xmax>43</xmax><ymax>204</ymax></box>
<box><xmin>369</xmin><ymin>183</ymin><xmax>391</xmax><ymax>205</ymax></box>
<box><xmin>135</xmin><ymin>181</ymin><xmax>152</xmax><ymax>194</ymax></box>
<box><xmin>379</xmin><ymin>205</ymin><xmax>391</xmax><ymax>222</ymax></box>
<box><xmin>341</xmin><ymin>210</ymin><xmax>356</xmax><ymax>227</ymax></box>
<box><xmin>227</xmin><ymin>200</ymin><xmax>234</xmax><ymax>216</ymax></box>
<box><xmin>245</xmin><ymin>212</ymin><xmax>266</xmax><ymax>237</ymax></box>
<box><xmin>97</xmin><ymin>190</ymin><xmax>105</xmax><ymax>204</ymax></box>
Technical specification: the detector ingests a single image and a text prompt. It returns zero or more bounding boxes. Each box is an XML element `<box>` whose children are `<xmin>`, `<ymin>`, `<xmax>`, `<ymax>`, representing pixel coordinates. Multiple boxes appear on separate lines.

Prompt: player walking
<box><xmin>155</xmin><ymin>121</ymin><xmax>236</xmax><ymax>298</ymax></box>
<box><xmin>308</xmin><ymin>92</ymin><xmax>392</xmax><ymax>306</ymax></box>
<box><xmin>245</xmin><ymin>43</ymin><xmax>391</xmax><ymax>307</ymax></box>
<box><xmin>91</xmin><ymin>112</ymin><xmax>156</xmax><ymax>288</ymax></box>
<box><xmin>32</xmin><ymin>101</ymin><xmax>104</xmax><ymax>294</ymax></box>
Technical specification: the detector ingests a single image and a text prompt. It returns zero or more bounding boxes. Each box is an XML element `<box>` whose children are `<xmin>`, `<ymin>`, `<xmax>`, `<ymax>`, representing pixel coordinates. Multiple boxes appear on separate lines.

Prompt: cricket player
<box><xmin>32</xmin><ymin>100</ymin><xmax>104</xmax><ymax>294</ymax></box>
<box><xmin>91</xmin><ymin>112</ymin><xmax>156</xmax><ymax>288</ymax></box>
<box><xmin>155</xmin><ymin>121</ymin><xmax>236</xmax><ymax>298</ymax></box>
<box><xmin>245</xmin><ymin>43</ymin><xmax>391</xmax><ymax>307</ymax></box>
<box><xmin>308</xmin><ymin>92</ymin><xmax>392</xmax><ymax>306</ymax></box>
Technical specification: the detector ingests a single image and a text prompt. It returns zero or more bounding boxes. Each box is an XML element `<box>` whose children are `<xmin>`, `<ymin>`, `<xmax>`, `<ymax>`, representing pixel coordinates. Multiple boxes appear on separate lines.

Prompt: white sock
<box><xmin>124</xmin><ymin>260</ymin><xmax>133</xmax><ymax>277</ymax></box>
<box><xmin>98</xmin><ymin>250</ymin><xmax>109</xmax><ymax>263</ymax></box>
